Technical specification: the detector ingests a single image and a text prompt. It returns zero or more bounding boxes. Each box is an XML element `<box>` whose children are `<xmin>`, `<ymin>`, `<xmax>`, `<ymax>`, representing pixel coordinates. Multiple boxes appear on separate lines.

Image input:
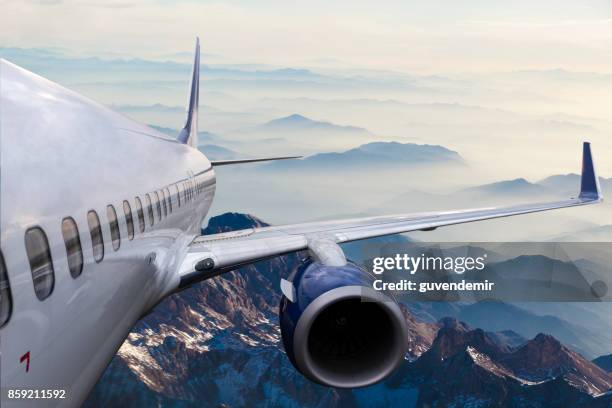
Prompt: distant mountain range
<box><xmin>408</xmin><ymin>300</ymin><xmax>610</xmax><ymax>359</ymax></box>
<box><xmin>461</xmin><ymin>177</ymin><xmax>550</xmax><ymax>197</ymax></box>
<box><xmin>258</xmin><ymin>113</ymin><xmax>370</xmax><ymax>134</ymax></box>
<box><xmin>135</xmin><ymin>125</ymin><xmax>611</xmax><ymax>205</ymax></box>
<box><xmin>264</xmin><ymin>141</ymin><xmax>463</xmax><ymax>170</ymax></box>
<box><xmin>374</xmin><ymin>172</ymin><xmax>612</xmax><ymax>216</ymax></box>
<box><xmin>85</xmin><ymin>213</ymin><xmax>611</xmax><ymax>407</ymax></box>
<box><xmin>539</xmin><ymin>173</ymin><xmax>612</xmax><ymax>197</ymax></box>
<box><xmin>230</xmin><ymin>114</ymin><xmax>373</xmax><ymax>149</ymax></box>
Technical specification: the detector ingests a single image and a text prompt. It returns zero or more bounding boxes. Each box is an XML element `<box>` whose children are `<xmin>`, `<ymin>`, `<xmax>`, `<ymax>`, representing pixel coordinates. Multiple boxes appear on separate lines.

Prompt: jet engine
<box><xmin>279</xmin><ymin>258</ymin><xmax>407</xmax><ymax>388</ymax></box>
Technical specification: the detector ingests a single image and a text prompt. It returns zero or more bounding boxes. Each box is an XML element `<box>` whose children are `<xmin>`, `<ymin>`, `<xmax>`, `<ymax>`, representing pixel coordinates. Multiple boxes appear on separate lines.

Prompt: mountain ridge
<box><xmin>85</xmin><ymin>213</ymin><xmax>611</xmax><ymax>407</ymax></box>
<box><xmin>245</xmin><ymin>113</ymin><xmax>371</xmax><ymax>136</ymax></box>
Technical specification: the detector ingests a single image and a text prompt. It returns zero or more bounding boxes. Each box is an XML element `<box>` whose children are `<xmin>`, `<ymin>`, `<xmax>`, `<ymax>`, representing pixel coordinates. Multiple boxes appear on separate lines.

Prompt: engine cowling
<box><xmin>279</xmin><ymin>259</ymin><xmax>408</xmax><ymax>388</ymax></box>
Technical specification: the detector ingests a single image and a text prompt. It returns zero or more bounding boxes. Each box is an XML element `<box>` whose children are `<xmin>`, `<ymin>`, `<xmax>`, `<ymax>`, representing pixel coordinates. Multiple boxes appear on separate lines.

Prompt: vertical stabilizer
<box><xmin>177</xmin><ymin>37</ymin><xmax>200</xmax><ymax>147</ymax></box>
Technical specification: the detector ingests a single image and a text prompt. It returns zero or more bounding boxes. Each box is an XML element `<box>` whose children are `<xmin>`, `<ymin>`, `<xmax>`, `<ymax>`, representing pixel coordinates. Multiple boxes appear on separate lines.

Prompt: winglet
<box><xmin>579</xmin><ymin>142</ymin><xmax>603</xmax><ymax>201</ymax></box>
<box><xmin>177</xmin><ymin>37</ymin><xmax>200</xmax><ymax>147</ymax></box>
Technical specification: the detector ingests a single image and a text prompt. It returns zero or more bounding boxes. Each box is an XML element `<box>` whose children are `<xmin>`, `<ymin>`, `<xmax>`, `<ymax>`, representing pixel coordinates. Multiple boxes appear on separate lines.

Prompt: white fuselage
<box><xmin>0</xmin><ymin>59</ymin><xmax>215</xmax><ymax>406</ymax></box>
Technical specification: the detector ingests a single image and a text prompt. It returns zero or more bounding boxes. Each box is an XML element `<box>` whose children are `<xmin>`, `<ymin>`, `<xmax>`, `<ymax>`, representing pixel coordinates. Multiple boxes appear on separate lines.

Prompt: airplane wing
<box><xmin>178</xmin><ymin>142</ymin><xmax>603</xmax><ymax>287</ymax></box>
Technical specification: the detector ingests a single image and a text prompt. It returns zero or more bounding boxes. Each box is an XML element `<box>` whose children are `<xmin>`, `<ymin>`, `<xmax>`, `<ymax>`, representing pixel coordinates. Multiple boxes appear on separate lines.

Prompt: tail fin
<box><xmin>579</xmin><ymin>142</ymin><xmax>603</xmax><ymax>201</ymax></box>
<box><xmin>177</xmin><ymin>37</ymin><xmax>200</xmax><ymax>147</ymax></box>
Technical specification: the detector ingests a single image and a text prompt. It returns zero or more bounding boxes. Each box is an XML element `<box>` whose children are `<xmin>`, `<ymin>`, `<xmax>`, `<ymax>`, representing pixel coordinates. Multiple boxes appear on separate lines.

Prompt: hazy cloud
<box><xmin>2</xmin><ymin>1</ymin><xmax>612</xmax><ymax>72</ymax></box>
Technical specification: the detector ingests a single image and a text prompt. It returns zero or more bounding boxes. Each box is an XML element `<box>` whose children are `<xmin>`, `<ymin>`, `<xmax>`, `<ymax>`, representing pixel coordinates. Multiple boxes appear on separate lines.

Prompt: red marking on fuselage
<box><xmin>20</xmin><ymin>351</ymin><xmax>30</xmax><ymax>372</ymax></box>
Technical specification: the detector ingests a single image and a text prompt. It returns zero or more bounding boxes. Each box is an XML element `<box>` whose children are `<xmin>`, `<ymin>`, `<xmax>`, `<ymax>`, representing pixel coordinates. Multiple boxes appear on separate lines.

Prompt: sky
<box><xmin>3</xmin><ymin>0</ymin><xmax>612</xmax><ymax>235</ymax></box>
<box><xmin>2</xmin><ymin>0</ymin><xmax>612</xmax><ymax>73</ymax></box>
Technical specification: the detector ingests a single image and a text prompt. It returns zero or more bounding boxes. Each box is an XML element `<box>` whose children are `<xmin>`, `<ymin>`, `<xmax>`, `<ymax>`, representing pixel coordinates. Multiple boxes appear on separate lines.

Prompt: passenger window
<box><xmin>107</xmin><ymin>205</ymin><xmax>121</xmax><ymax>251</ymax></box>
<box><xmin>154</xmin><ymin>191</ymin><xmax>162</xmax><ymax>220</ymax></box>
<box><xmin>145</xmin><ymin>194</ymin><xmax>154</xmax><ymax>226</ymax></box>
<box><xmin>24</xmin><ymin>227</ymin><xmax>55</xmax><ymax>300</ymax></box>
<box><xmin>160</xmin><ymin>190</ymin><xmax>168</xmax><ymax>217</ymax></box>
<box><xmin>175</xmin><ymin>184</ymin><xmax>181</xmax><ymax>207</ymax></box>
<box><xmin>135</xmin><ymin>196</ymin><xmax>145</xmax><ymax>233</ymax></box>
<box><xmin>88</xmin><ymin>211</ymin><xmax>104</xmax><ymax>262</ymax></box>
<box><xmin>0</xmin><ymin>251</ymin><xmax>12</xmax><ymax>327</ymax></box>
<box><xmin>123</xmin><ymin>200</ymin><xmax>134</xmax><ymax>241</ymax></box>
<box><xmin>183</xmin><ymin>182</ymin><xmax>189</xmax><ymax>202</ymax></box>
<box><xmin>165</xmin><ymin>187</ymin><xmax>172</xmax><ymax>213</ymax></box>
<box><xmin>61</xmin><ymin>217</ymin><xmax>84</xmax><ymax>278</ymax></box>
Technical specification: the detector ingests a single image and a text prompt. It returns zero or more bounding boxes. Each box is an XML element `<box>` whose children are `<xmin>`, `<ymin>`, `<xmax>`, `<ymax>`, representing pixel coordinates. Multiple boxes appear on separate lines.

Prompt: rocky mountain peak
<box><xmin>202</xmin><ymin>212</ymin><xmax>269</xmax><ymax>235</ymax></box>
<box><xmin>532</xmin><ymin>332</ymin><xmax>563</xmax><ymax>348</ymax></box>
<box><xmin>422</xmin><ymin>319</ymin><xmax>509</xmax><ymax>365</ymax></box>
<box><xmin>437</xmin><ymin>317</ymin><xmax>470</xmax><ymax>332</ymax></box>
<box><xmin>500</xmin><ymin>332</ymin><xmax>612</xmax><ymax>394</ymax></box>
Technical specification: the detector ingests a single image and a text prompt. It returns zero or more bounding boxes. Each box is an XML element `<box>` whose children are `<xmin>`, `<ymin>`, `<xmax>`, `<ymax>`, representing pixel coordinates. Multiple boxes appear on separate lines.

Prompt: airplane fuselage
<box><xmin>0</xmin><ymin>59</ymin><xmax>215</xmax><ymax>406</ymax></box>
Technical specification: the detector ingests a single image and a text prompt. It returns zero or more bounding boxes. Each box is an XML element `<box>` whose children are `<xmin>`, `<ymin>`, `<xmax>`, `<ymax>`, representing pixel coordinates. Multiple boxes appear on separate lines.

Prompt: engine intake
<box><xmin>279</xmin><ymin>259</ymin><xmax>407</xmax><ymax>388</ymax></box>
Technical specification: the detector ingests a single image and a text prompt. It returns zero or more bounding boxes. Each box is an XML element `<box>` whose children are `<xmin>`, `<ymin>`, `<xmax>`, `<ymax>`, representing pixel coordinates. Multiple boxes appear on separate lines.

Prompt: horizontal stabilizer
<box><xmin>211</xmin><ymin>156</ymin><xmax>301</xmax><ymax>166</ymax></box>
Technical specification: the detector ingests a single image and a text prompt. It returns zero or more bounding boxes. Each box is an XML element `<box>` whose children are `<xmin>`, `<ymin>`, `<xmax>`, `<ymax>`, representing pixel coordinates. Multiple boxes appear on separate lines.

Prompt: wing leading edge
<box><xmin>178</xmin><ymin>142</ymin><xmax>603</xmax><ymax>287</ymax></box>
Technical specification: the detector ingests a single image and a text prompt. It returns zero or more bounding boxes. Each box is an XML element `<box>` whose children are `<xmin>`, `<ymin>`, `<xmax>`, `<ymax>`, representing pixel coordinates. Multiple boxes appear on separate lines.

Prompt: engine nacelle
<box><xmin>279</xmin><ymin>259</ymin><xmax>407</xmax><ymax>388</ymax></box>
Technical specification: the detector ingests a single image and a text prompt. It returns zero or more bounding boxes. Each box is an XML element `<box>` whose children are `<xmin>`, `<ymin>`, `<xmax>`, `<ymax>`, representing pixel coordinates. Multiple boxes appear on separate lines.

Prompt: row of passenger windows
<box><xmin>0</xmin><ymin>176</ymin><xmax>211</xmax><ymax>328</ymax></box>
